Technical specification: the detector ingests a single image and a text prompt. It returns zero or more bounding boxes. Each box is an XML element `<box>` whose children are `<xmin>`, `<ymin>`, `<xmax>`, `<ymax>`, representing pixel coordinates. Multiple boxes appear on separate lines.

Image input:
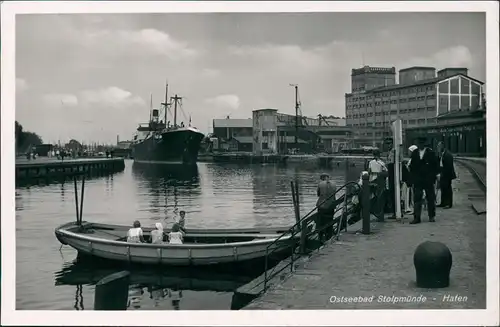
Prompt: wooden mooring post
<box><xmin>94</xmin><ymin>271</ymin><xmax>130</xmax><ymax>310</ymax></box>
<box><xmin>290</xmin><ymin>181</ymin><xmax>301</xmax><ymax>226</ymax></box>
<box><xmin>291</xmin><ymin>180</ymin><xmax>308</xmax><ymax>254</ymax></box>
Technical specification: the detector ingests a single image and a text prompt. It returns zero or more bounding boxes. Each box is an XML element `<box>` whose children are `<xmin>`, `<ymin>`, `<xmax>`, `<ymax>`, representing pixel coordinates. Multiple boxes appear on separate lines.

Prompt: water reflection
<box><xmin>74</xmin><ymin>285</ymin><xmax>84</xmax><ymax>310</ymax></box>
<box><xmin>54</xmin><ymin>256</ymin><xmax>257</xmax><ymax>310</ymax></box>
<box><xmin>131</xmin><ymin>163</ymin><xmax>201</xmax><ymax>221</ymax></box>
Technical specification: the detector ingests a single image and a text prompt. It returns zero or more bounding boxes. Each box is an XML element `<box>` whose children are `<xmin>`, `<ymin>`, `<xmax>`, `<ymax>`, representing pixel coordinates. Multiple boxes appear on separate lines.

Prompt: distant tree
<box><xmin>15</xmin><ymin>121</ymin><xmax>43</xmax><ymax>153</ymax></box>
<box><xmin>67</xmin><ymin>139</ymin><xmax>83</xmax><ymax>151</ymax></box>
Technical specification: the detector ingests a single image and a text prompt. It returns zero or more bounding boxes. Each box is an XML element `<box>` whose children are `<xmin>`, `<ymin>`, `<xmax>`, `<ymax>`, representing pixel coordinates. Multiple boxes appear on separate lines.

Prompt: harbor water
<box><xmin>16</xmin><ymin>160</ymin><xmax>361</xmax><ymax>310</ymax></box>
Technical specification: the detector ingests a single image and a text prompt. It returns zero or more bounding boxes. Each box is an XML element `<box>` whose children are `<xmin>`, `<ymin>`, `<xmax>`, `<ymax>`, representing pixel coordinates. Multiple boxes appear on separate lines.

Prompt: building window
<box><xmin>417</xmin><ymin>119</ymin><xmax>425</xmax><ymax>124</ymax></box>
<box><xmin>427</xmin><ymin>106</ymin><xmax>435</xmax><ymax>111</ymax></box>
<box><xmin>409</xmin><ymin>119</ymin><xmax>416</xmax><ymax>125</ymax></box>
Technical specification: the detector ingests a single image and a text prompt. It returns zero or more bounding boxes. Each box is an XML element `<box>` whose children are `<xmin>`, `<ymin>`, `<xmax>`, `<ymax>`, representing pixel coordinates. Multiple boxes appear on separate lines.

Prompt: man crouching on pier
<box><xmin>316</xmin><ymin>173</ymin><xmax>337</xmax><ymax>242</ymax></box>
<box><xmin>409</xmin><ymin>136</ymin><xmax>439</xmax><ymax>224</ymax></box>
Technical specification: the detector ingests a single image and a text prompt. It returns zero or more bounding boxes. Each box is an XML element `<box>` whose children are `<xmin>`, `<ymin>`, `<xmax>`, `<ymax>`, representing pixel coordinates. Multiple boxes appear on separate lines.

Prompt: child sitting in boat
<box><xmin>168</xmin><ymin>223</ymin><xmax>184</xmax><ymax>244</ymax></box>
<box><xmin>150</xmin><ymin>222</ymin><xmax>165</xmax><ymax>244</ymax></box>
<box><xmin>178</xmin><ymin>211</ymin><xmax>186</xmax><ymax>233</ymax></box>
<box><xmin>127</xmin><ymin>220</ymin><xmax>145</xmax><ymax>243</ymax></box>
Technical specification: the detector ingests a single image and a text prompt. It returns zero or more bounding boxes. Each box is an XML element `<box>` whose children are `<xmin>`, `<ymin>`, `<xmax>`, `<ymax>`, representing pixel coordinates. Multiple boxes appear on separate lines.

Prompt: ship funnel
<box><xmin>152</xmin><ymin>109</ymin><xmax>159</xmax><ymax>117</ymax></box>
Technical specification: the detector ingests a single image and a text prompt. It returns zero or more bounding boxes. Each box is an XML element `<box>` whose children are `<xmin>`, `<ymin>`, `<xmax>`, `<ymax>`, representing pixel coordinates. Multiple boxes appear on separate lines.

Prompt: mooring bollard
<box><xmin>413</xmin><ymin>241</ymin><xmax>452</xmax><ymax>288</ymax></box>
<box><xmin>361</xmin><ymin>171</ymin><xmax>371</xmax><ymax>235</ymax></box>
<box><xmin>94</xmin><ymin>271</ymin><xmax>130</xmax><ymax>310</ymax></box>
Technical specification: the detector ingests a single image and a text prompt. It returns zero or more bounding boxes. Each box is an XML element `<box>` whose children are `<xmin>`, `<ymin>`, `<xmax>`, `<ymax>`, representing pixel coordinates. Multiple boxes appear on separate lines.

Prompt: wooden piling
<box><xmin>361</xmin><ymin>172</ymin><xmax>371</xmax><ymax>234</ymax></box>
<box><xmin>294</xmin><ymin>180</ymin><xmax>301</xmax><ymax>224</ymax></box>
<box><xmin>290</xmin><ymin>181</ymin><xmax>300</xmax><ymax>226</ymax></box>
<box><xmin>94</xmin><ymin>271</ymin><xmax>130</xmax><ymax>310</ymax></box>
<box><xmin>73</xmin><ymin>177</ymin><xmax>80</xmax><ymax>223</ymax></box>
<box><xmin>78</xmin><ymin>176</ymin><xmax>85</xmax><ymax>226</ymax></box>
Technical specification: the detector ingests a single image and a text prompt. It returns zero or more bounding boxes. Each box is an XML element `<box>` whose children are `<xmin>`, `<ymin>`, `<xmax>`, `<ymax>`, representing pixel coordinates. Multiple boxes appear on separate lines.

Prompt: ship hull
<box><xmin>132</xmin><ymin>128</ymin><xmax>204</xmax><ymax>165</ymax></box>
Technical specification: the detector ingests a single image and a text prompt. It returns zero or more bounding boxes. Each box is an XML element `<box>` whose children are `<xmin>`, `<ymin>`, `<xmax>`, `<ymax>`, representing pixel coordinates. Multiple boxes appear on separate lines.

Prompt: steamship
<box><xmin>131</xmin><ymin>84</ymin><xmax>204</xmax><ymax>165</ymax></box>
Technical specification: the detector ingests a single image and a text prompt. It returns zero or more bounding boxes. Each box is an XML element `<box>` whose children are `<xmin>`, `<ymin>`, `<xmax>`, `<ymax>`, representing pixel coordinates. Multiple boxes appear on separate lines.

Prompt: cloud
<box><xmin>80</xmin><ymin>86</ymin><xmax>145</xmax><ymax>107</ymax></box>
<box><xmin>201</xmin><ymin>68</ymin><xmax>221</xmax><ymax>78</ymax></box>
<box><xmin>205</xmin><ymin>94</ymin><xmax>241</xmax><ymax>113</ymax></box>
<box><xmin>16</xmin><ymin>78</ymin><xmax>29</xmax><ymax>92</ymax></box>
<box><xmin>42</xmin><ymin>93</ymin><xmax>79</xmax><ymax>107</ymax></box>
<box><xmin>402</xmin><ymin>45</ymin><xmax>474</xmax><ymax>70</ymax></box>
<box><xmin>227</xmin><ymin>41</ymin><xmax>350</xmax><ymax>74</ymax></box>
<box><xmin>81</xmin><ymin>28</ymin><xmax>199</xmax><ymax>60</ymax></box>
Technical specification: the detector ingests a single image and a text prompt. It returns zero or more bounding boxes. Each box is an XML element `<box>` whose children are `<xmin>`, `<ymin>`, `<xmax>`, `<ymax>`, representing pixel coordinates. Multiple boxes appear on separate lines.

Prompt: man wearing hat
<box><xmin>408</xmin><ymin>136</ymin><xmax>439</xmax><ymax>224</ymax></box>
<box><xmin>436</xmin><ymin>141</ymin><xmax>457</xmax><ymax>208</ymax></box>
<box><xmin>316</xmin><ymin>173</ymin><xmax>337</xmax><ymax>242</ymax></box>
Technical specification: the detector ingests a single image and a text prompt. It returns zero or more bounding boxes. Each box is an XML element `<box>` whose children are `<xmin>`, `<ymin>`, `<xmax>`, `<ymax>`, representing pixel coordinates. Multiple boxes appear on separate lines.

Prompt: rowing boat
<box><xmin>55</xmin><ymin>221</ymin><xmax>296</xmax><ymax>266</ymax></box>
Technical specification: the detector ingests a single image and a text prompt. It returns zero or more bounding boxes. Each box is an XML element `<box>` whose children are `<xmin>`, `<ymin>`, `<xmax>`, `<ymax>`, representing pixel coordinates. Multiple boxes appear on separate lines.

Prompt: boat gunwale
<box><xmin>55</xmin><ymin>221</ymin><xmax>292</xmax><ymax>234</ymax></box>
<box><xmin>55</xmin><ymin>224</ymin><xmax>294</xmax><ymax>250</ymax></box>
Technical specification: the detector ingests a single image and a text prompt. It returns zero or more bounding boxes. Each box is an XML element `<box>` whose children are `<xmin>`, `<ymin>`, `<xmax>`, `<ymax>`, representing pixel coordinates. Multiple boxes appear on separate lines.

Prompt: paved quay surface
<box><xmin>244</xmin><ymin>162</ymin><xmax>486</xmax><ymax>309</ymax></box>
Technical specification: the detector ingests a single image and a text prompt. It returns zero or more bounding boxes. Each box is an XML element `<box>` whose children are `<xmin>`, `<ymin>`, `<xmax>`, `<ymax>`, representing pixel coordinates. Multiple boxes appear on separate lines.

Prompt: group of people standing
<box><xmin>366</xmin><ymin>136</ymin><xmax>456</xmax><ymax>224</ymax></box>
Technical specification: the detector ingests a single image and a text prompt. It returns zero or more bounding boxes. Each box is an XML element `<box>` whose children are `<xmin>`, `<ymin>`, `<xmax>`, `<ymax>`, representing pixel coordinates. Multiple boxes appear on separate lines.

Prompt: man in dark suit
<box><xmin>437</xmin><ymin>141</ymin><xmax>457</xmax><ymax>208</ymax></box>
<box><xmin>408</xmin><ymin>136</ymin><xmax>439</xmax><ymax>224</ymax></box>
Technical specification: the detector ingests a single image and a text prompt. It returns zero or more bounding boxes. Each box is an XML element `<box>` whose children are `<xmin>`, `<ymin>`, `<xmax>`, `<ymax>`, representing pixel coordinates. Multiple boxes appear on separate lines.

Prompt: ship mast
<box><xmin>160</xmin><ymin>80</ymin><xmax>169</xmax><ymax>127</ymax></box>
<box><xmin>164</xmin><ymin>81</ymin><xmax>169</xmax><ymax>125</ymax></box>
<box><xmin>149</xmin><ymin>93</ymin><xmax>153</xmax><ymax>123</ymax></box>
<box><xmin>290</xmin><ymin>84</ymin><xmax>300</xmax><ymax>150</ymax></box>
<box><xmin>170</xmin><ymin>94</ymin><xmax>182</xmax><ymax>127</ymax></box>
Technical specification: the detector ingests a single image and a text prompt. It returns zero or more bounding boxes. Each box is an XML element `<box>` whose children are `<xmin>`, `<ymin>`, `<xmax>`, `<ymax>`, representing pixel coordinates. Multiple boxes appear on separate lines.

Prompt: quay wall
<box><xmin>16</xmin><ymin>158</ymin><xmax>125</xmax><ymax>183</ymax></box>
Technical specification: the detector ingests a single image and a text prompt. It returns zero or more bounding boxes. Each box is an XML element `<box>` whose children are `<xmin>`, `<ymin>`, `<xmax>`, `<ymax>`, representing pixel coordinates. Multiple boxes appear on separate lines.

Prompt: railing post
<box><xmin>299</xmin><ymin>219</ymin><xmax>308</xmax><ymax>254</ymax></box>
<box><xmin>361</xmin><ymin>171</ymin><xmax>371</xmax><ymax>235</ymax></box>
<box><xmin>264</xmin><ymin>247</ymin><xmax>269</xmax><ymax>290</ymax></box>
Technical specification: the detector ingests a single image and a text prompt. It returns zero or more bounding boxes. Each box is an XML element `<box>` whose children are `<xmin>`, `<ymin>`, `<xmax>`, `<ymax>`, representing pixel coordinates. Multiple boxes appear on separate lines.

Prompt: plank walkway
<box><xmin>244</xmin><ymin>163</ymin><xmax>486</xmax><ymax>309</ymax></box>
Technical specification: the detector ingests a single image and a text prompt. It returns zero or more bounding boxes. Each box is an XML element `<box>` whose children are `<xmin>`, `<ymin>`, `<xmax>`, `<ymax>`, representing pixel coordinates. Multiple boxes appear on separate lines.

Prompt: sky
<box><xmin>15</xmin><ymin>12</ymin><xmax>486</xmax><ymax>144</ymax></box>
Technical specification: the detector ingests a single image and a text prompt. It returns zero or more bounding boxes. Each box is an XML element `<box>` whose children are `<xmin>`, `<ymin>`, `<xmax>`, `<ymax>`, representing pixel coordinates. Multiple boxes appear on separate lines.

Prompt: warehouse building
<box><xmin>345</xmin><ymin>65</ymin><xmax>484</xmax><ymax>148</ymax></box>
